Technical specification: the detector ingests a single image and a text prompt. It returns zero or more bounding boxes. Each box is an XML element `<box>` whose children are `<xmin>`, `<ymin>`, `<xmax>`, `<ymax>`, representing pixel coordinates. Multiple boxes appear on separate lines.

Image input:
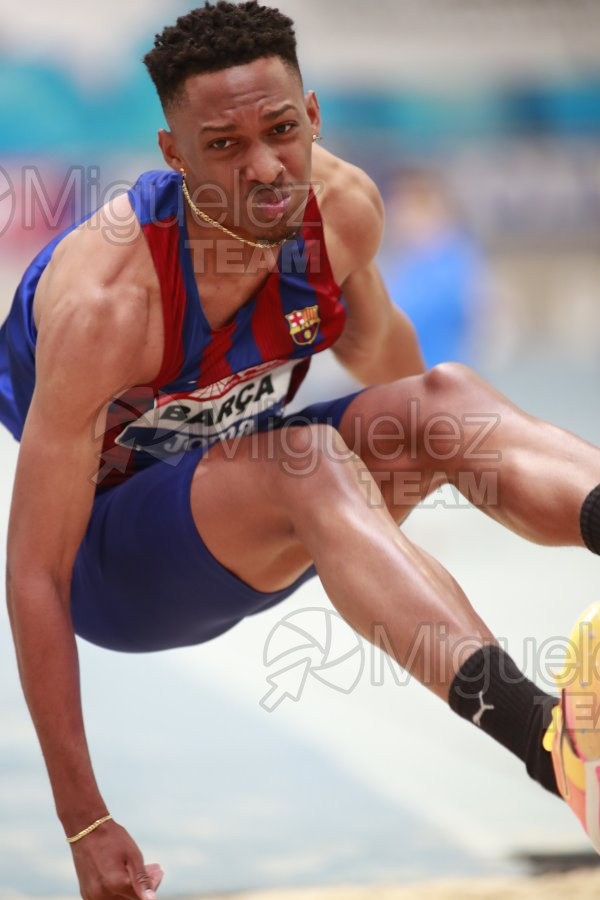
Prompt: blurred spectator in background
<box><xmin>379</xmin><ymin>167</ymin><xmax>486</xmax><ymax>370</ymax></box>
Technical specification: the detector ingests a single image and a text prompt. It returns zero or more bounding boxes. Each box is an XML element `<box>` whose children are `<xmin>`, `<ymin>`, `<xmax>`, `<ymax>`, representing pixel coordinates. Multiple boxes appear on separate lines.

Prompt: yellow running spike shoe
<box><xmin>543</xmin><ymin>602</ymin><xmax>600</xmax><ymax>852</ymax></box>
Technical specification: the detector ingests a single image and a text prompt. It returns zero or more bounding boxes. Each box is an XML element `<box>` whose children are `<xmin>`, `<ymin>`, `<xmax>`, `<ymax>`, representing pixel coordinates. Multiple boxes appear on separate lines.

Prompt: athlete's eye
<box><xmin>209</xmin><ymin>138</ymin><xmax>237</xmax><ymax>151</ymax></box>
<box><xmin>271</xmin><ymin>122</ymin><xmax>297</xmax><ymax>136</ymax></box>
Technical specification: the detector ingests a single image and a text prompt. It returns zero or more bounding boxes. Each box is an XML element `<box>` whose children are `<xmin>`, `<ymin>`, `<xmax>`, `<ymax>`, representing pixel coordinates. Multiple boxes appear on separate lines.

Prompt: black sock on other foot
<box><xmin>581</xmin><ymin>484</ymin><xmax>600</xmax><ymax>555</ymax></box>
<box><xmin>448</xmin><ymin>644</ymin><xmax>560</xmax><ymax>796</ymax></box>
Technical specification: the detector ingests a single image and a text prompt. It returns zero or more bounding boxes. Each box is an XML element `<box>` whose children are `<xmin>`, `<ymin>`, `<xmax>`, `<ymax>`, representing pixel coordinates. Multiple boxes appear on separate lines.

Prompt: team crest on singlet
<box><xmin>285</xmin><ymin>305</ymin><xmax>321</xmax><ymax>346</ymax></box>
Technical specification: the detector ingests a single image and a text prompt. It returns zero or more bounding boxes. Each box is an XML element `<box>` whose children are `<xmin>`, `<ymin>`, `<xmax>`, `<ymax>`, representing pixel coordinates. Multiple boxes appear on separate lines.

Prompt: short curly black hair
<box><xmin>144</xmin><ymin>1</ymin><xmax>301</xmax><ymax>111</ymax></box>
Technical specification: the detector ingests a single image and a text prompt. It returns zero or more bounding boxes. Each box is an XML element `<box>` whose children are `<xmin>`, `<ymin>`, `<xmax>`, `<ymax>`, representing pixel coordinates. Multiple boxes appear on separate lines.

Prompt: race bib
<box><xmin>115</xmin><ymin>358</ymin><xmax>298</xmax><ymax>462</ymax></box>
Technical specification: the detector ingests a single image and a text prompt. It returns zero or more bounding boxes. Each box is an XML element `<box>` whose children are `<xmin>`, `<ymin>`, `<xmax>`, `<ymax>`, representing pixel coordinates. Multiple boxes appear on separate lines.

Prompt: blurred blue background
<box><xmin>2</xmin><ymin>2</ymin><xmax>600</xmax><ymax>897</ymax></box>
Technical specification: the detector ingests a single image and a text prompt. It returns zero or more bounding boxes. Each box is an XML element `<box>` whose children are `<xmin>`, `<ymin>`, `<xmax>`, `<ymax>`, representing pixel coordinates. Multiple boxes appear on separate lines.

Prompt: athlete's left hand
<box><xmin>144</xmin><ymin>864</ymin><xmax>164</xmax><ymax>892</ymax></box>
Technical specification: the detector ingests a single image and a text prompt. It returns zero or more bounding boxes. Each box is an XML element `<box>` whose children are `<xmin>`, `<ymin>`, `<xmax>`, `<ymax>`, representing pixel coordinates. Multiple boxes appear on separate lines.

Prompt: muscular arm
<box><xmin>8</xmin><ymin>303</ymin><xmax>129</xmax><ymax>830</ymax></box>
<box><xmin>6</xmin><ymin>214</ymin><xmax>161</xmax><ymax>897</ymax></box>
<box><xmin>316</xmin><ymin>151</ymin><xmax>425</xmax><ymax>383</ymax></box>
<box><xmin>333</xmin><ymin>261</ymin><xmax>425</xmax><ymax>384</ymax></box>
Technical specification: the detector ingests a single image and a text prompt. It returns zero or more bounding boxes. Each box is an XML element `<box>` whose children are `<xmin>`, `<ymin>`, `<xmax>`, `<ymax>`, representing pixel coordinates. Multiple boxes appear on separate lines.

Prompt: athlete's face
<box><xmin>159</xmin><ymin>57</ymin><xmax>320</xmax><ymax>243</ymax></box>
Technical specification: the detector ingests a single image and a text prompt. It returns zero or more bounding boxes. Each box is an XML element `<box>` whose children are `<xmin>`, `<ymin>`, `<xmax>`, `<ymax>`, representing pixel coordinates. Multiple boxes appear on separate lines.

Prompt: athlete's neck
<box><xmin>184</xmin><ymin>207</ymin><xmax>282</xmax><ymax>278</ymax></box>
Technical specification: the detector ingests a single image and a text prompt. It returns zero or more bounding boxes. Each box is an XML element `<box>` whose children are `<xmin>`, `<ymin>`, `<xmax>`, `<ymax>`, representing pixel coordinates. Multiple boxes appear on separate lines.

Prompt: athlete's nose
<box><xmin>243</xmin><ymin>141</ymin><xmax>283</xmax><ymax>185</ymax></box>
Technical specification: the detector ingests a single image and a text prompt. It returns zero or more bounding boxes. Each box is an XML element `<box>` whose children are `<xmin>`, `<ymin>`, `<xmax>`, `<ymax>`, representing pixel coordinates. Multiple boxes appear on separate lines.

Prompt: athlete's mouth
<box><xmin>250</xmin><ymin>189</ymin><xmax>292</xmax><ymax>220</ymax></box>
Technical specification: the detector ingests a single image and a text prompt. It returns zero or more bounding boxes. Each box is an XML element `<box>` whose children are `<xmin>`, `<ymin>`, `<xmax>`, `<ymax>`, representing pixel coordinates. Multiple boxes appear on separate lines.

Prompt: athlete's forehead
<box><xmin>170</xmin><ymin>57</ymin><xmax>304</xmax><ymax>131</ymax></box>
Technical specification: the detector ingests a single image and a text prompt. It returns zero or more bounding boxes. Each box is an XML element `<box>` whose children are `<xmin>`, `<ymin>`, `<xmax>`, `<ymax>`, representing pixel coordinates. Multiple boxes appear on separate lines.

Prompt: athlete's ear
<box><xmin>304</xmin><ymin>90</ymin><xmax>322</xmax><ymax>137</ymax></box>
<box><xmin>158</xmin><ymin>129</ymin><xmax>185</xmax><ymax>174</ymax></box>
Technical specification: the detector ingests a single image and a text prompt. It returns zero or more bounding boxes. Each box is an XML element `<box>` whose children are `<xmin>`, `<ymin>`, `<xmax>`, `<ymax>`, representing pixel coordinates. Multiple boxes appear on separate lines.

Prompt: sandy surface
<box><xmin>208</xmin><ymin>868</ymin><xmax>600</xmax><ymax>899</ymax></box>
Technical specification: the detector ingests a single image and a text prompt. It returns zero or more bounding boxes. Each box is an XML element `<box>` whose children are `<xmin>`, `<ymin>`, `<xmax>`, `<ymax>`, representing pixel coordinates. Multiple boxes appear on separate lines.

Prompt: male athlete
<box><xmin>2</xmin><ymin>3</ymin><xmax>600</xmax><ymax>898</ymax></box>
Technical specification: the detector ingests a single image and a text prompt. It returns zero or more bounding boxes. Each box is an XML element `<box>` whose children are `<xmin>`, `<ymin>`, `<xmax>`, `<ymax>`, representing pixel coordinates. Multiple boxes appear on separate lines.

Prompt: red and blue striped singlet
<box><xmin>0</xmin><ymin>170</ymin><xmax>346</xmax><ymax>490</ymax></box>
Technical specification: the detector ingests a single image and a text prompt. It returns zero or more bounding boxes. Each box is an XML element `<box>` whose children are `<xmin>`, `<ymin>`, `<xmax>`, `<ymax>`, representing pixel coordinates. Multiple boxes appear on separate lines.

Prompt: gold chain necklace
<box><xmin>181</xmin><ymin>176</ymin><xmax>287</xmax><ymax>249</ymax></box>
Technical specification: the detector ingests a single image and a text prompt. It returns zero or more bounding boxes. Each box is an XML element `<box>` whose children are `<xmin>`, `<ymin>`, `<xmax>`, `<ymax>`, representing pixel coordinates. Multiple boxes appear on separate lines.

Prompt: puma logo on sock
<box><xmin>473</xmin><ymin>690</ymin><xmax>495</xmax><ymax>727</ymax></box>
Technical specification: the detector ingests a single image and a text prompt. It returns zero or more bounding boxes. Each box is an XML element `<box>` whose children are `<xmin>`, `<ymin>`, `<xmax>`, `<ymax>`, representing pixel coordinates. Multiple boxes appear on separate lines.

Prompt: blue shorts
<box><xmin>71</xmin><ymin>391</ymin><xmax>362</xmax><ymax>653</ymax></box>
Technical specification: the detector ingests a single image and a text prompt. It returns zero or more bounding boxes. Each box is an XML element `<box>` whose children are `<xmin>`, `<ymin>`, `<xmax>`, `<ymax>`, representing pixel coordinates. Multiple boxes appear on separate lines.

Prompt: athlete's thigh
<box><xmin>189</xmin><ymin>426</ymin><xmax>318</xmax><ymax>593</ymax></box>
<box><xmin>71</xmin><ymin>432</ymin><xmax>317</xmax><ymax>653</ymax></box>
<box><xmin>336</xmin><ymin>374</ymin><xmax>447</xmax><ymax>518</ymax></box>
<box><xmin>190</xmin><ymin>391</ymin><xmax>373</xmax><ymax>592</ymax></box>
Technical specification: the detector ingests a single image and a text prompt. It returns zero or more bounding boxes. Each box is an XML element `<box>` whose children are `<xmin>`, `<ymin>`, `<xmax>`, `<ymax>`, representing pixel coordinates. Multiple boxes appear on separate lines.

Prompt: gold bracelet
<box><xmin>66</xmin><ymin>814</ymin><xmax>113</xmax><ymax>844</ymax></box>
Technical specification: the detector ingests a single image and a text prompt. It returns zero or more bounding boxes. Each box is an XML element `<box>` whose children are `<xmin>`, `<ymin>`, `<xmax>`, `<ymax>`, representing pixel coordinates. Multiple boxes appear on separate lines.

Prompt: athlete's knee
<box><xmin>375</xmin><ymin>364</ymin><xmax>480</xmax><ymax>470</ymax></box>
<box><xmin>423</xmin><ymin>361</ymin><xmax>479</xmax><ymax>401</ymax></box>
<box><xmin>365</xmin><ymin>366</ymin><xmax>479</xmax><ymax>466</ymax></box>
<box><xmin>418</xmin><ymin>363</ymin><xmax>505</xmax><ymax>474</ymax></box>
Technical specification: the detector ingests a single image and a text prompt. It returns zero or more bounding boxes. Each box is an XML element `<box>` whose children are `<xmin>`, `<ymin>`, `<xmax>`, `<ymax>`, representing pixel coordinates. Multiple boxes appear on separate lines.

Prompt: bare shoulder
<box><xmin>311</xmin><ymin>146</ymin><xmax>384</xmax><ymax>283</ymax></box>
<box><xmin>34</xmin><ymin>191</ymin><xmax>162</xmax><ymax>393</ymax></box>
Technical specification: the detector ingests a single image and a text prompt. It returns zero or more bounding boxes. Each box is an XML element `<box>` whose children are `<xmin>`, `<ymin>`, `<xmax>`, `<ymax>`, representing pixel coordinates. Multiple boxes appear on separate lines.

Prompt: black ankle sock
<box><xmin>448</xmin><ymin>644</ymin><xmax>560</xmax><ymax>796</ymax></box>
<box><xmin>581</xmin><ymin>484</ymin><xmax>600</xmax><ymax>555</ymax></box>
